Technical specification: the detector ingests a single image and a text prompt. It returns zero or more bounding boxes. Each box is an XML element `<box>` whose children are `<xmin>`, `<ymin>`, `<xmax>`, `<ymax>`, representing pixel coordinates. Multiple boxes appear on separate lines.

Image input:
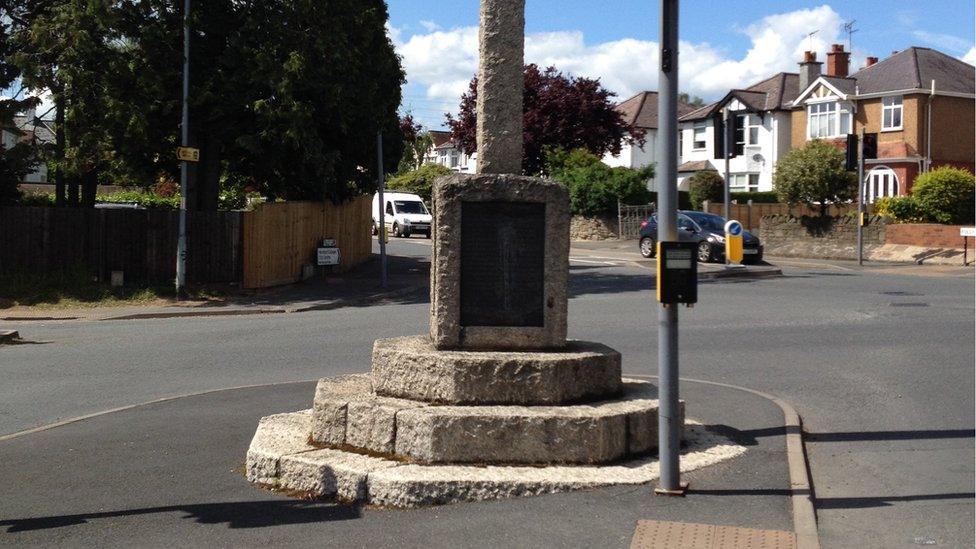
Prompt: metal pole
<box><xmin>175</xmin><ymin>0</ymin><xmax>190</xmax><ymax>299</ymax></box>
<box><xmin>723</xmin><ymin>109</ymin><xmax>730</xmax><ymax>222</ymax></box>
<box><xmin>376</xmin><ymin>132</ymin><xmax>387</xmax><ymax>288</ymax></box>
<box><xmin>857</xmin><ymin>128</ymin><xmax>864</xmax><ymax>266</ymax></box>
<box><xmin>655</xmin><ymin>0</ymin><xmax>682</xmax><ymax>495</ymax></box>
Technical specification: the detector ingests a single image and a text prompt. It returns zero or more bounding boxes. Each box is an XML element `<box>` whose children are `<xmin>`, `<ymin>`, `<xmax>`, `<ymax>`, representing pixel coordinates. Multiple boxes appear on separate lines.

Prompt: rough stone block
<box><xmin>345</xmin><ymin>400</ymin><xmax>401</xmax><ymax>455</ymax></box>
<box><xmin>393</xmin><ymin>380</ymin><xmax>660</xmax><ymax>464</ymax></box>
<box><xmin>371</xmin><ymin>336</ymin><xmax>622</xmax><ymax>405</ymax></box>
<box><xmin>278</xmin><ymin>448</ymin><xmax>399</xmax><ymax>500</ymax></box>
<box><xmin>310</xmin><ymin>375</ymin><xmax>372</xmax><ymax>445</ymax></box>
<box><xmin>429</xmin><ymin>174</ymin><xmax>569</xmax><ymax>351</ymax></box>
<box><xmin>245</xmin><ymin>410</ymin><xmax>314</xmax><ymax>486</ymax></box>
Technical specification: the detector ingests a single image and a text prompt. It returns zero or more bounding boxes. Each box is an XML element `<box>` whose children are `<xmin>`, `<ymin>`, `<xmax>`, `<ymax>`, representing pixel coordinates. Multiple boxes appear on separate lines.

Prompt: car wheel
<box><xmin>403</xmin><ymin>228</ymin><xmax>412</xmax><ymax>238</ymax></box>
<box><xmin>425</xmin><ymin>231</ymin><xmax>432</xmax><ymax>239</ymax></box>
<box><xmin>697</xmin><ymin>241</ymin><xmax>713</xmax><ymax>263</ymax></box>
<box><xmin>393</xmin><ymin>222</ymin><xmax>401</xmax><ymax>237</ymax></box>
<box><xmin>639</xmin><ymin>237</ymin><xmax>655</xmax><ymax>258</ymax></box>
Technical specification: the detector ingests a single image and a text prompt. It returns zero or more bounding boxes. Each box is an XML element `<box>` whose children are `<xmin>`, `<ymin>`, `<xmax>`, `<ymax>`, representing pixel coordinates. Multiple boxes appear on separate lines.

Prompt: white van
<box><xmin>372</xmin><ymin>192</ymin><xmax>432</xmax><ymax>238</ymax></box>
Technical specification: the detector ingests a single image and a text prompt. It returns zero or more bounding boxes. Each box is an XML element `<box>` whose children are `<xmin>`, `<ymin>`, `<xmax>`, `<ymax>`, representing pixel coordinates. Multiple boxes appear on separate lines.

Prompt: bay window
<box><xmin>807</xmin><ymin>101</ymin><xmax>852</xmax><ymax>139</ymax></box>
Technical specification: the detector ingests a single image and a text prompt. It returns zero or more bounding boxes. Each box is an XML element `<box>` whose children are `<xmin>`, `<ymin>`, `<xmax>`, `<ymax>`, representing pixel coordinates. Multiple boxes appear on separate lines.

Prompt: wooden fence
<box><xmin>701</xmin><ymin>201</ymin><xmax>868</xmax><ymax>232</ymax></box>
<box><xmin>0</xmin><ymin>206</ymin><xmax>243</xmax><ymax>284</ymax></box>
<box><xmin>242</xmin><ymin>197</ymin><xmax>371</xmax><ymax>289</ymax></box>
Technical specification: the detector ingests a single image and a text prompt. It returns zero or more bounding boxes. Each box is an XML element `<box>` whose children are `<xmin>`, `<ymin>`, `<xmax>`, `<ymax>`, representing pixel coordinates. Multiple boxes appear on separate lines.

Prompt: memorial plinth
<box><xmin>243</xmin><ymin>174</ymin><xmax>709</xmax><ymax>507</ymax></box>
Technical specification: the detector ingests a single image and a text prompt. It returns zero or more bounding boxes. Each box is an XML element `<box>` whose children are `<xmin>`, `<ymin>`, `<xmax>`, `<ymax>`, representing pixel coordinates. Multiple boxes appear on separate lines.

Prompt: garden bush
<box><xmin>688</xmin><ymin>170</ymin><xmax>723</xmax><ymax>209</ymax></box>
<box><xmin>910</xmin><ymin>166</ymin><xmax>975</xmax><ymax>224</ymax></box>
<box><xmin>874</xmin><ymin>196</ymin><xmax>925</xmax><ymax>223</ymax></box>
<box><xmin>545</xmin><ymin>148</ymin><xmax>653</xmax><ymax>217</ymax></box>
<box><xmin>385</xmin><ymin>163</ymin><xmax>453</xmax><ymax>205</ymax></box>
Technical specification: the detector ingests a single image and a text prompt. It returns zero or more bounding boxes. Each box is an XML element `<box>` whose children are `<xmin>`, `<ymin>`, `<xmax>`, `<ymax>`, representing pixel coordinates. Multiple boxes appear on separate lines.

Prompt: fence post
<box><xmin>702</xmin><ymin>200</ymin><xmax>709</xmax><ymax>214</ymax></box>
<box><xmin>747</xmin><ymin>199</ymin><xmax>753</xmax><ymax>231</ymax></box>
<box><xmin>617</xmin><ymin>200</ymin><xmax>623</xmax><ymax>240</ymax></box>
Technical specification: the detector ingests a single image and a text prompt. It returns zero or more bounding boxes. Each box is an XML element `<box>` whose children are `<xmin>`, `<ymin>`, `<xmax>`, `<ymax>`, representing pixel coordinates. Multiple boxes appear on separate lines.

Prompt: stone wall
<box><xmin>570</xmin><ymin>215</ymin><xmax>618</xmax><ymax>241</ymax></box>
<box><xmin>886</xmin><ymin>224</ymin><xmax>975</xmax><ymax>250</ymax></box>
<box><xmin>760</xmin><ymin>215</ymin><xmax>888</xmax><ymax>260</ymax></box>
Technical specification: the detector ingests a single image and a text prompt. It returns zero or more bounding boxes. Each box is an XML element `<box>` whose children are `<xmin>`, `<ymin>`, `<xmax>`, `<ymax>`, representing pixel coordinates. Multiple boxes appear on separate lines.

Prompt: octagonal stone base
<box><xmin>311</xmin><ymin>374</ymin><xmax>677</xmax><ymax>465</ymax></box>
<box><xmin>247</xmin><ymin>411</ymin><xmax>746</xmax><ymax>507</ymax></box>
<box><xmin>372</xmin><ymin>336</ymin><xmax>621</xmax><ymax>405</ymax></box>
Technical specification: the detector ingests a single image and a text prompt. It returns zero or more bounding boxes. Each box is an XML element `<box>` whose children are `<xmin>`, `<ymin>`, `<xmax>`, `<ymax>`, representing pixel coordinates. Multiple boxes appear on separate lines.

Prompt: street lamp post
<box><xmin>175</xmin><ymin>0</ymin><xmax>190</xmax><ymax>299</ymax></box>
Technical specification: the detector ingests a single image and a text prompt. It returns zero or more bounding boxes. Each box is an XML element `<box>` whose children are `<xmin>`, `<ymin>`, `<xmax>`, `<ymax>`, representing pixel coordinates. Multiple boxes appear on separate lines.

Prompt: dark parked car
<box><xmin>638</xmin><ymin>210</ymin><xmax>763</xmax><ymax>264</ymax></box>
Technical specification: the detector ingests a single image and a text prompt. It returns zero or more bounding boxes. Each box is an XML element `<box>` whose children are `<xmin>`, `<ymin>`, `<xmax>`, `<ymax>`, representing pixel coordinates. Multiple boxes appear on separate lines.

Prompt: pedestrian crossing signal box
<box><xmin>656</xmin><ymin>241</ymin><xmax>698</xmax><ymax>306</ymax></box>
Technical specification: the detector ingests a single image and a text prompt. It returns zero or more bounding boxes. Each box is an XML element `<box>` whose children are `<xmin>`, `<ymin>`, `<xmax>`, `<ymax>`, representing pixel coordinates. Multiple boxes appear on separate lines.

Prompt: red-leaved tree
<box><xmin>446</xmin><ymin>64</ymin><xmax>643</xmax><ymax>175</ymax></box>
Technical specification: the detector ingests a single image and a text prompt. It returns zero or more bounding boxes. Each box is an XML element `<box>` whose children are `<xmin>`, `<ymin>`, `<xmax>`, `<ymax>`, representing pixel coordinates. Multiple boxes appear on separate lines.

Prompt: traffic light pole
<box><xmin>654</xmin><ymin>0</ymin><xmax>685</xmax><ymax>496</ymax></box>
<box><xmin>857</xmin><ymin>128</ymin><xmax>865</xmax><ymax>266</ymax></box>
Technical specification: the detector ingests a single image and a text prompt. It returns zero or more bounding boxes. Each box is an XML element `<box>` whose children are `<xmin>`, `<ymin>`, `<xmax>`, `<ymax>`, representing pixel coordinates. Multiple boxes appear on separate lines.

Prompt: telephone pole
<box><xmin>175</xmin><ymin>0</ymin><xmax>191</xmax><ymax>298</ymax></box>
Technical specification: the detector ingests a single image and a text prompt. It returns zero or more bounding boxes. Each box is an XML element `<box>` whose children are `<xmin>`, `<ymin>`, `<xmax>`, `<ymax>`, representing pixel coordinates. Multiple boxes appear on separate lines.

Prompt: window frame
<box><xmin>807</xmin><ymin>100</ymin><xmax>852</xmax><ymax>139</ymax></box>
<box><xmin>729</xmin><ymin>173</ymin><xmax>760</xmax><ymax>193</ymax></box>
<box><xmin>692</xmin><ymin>121</ymin><xmax>707</xmax><ymax>150</ymax></box>
<box><xmin>881</xmin><ymin>95</ymin><xmax>903</xmax><ymax>131</ymax></box>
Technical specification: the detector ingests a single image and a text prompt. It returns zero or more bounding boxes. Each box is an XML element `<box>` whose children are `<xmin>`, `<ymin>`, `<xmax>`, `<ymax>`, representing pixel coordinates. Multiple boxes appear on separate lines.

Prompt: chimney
<box><xmin>826</xmin><ymin>43</ymin><xmax>850</xmax><ymax>77</ymax></box>
<box><xmin>865</xmin><ymin>56</ymin><xmax>878</xmax><ymax>68</ymax></box>
<box><xmin>799</xmin><ymin>51</ymin><xmax>822</xmax><ymax>91</ymax></box>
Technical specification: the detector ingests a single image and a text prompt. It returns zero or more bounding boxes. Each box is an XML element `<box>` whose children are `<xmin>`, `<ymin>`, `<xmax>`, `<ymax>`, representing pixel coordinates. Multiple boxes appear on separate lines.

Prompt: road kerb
<box><xmin>628</xmin><ymin>374</ymin><xmax>820</xmax><ymax>549</ymax></box>
<box><xmin>0</xmin><ymin>330</ymin><xmax>20</xmax><ymax>344</ymax></box>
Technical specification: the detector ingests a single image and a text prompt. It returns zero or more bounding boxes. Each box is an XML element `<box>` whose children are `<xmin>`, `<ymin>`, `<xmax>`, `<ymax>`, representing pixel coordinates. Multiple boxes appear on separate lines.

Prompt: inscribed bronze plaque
<box><xmin>460</xmin><ymin>201</ymin><xmax>545</xmax><ymax>327</ymax></box>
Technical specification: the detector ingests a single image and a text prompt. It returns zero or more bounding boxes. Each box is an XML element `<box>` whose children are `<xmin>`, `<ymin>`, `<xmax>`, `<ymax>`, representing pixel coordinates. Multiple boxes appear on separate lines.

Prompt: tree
<box><xmin>397</xmin><ymin>114</ymin><xmax>433</xmax><ymax>174</ymax></box>
<box><xmin>446</xmin><ymin>64</ymin><xmax>642</xmax><ymax>175</ymax></box>
<box><xmin>688</xmin><ymin>170</ymin><xmax>724</xmax><ymax>209</ymax></box>
<box><xmin>0</xmin><ymin>15</ymin><xmax>39</xmax><ymax>205</ymax></box>
<box><xmin>385</xmin><ymin>163</ymin><xmax>452</xmax><ymax>205</ymax></box>
<box><xmin>545</xmin><ymin>148</ymin><xmax>653</xmax><ymax>217</ymax></box>
<box><xmin>7</xmin><ymin>0</ymin><xmax>405</xmax><ymax>208</ymax></box>
<box><xmin>678</xmin><ymin>92</ymin><xmax>705</xmax><ymax>107</ymax></box>
<box><xmin>773</xmin><ymin>140</ymin><xmax>857</xmax><ymax>216</ymax></box>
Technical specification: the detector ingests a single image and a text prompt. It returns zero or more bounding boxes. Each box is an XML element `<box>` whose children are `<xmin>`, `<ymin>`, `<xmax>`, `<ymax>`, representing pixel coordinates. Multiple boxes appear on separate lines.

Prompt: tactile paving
<box><xmin>630</xmin><ymin>520</ymin><xmax>796</xmax><ymax>549</ymax></box>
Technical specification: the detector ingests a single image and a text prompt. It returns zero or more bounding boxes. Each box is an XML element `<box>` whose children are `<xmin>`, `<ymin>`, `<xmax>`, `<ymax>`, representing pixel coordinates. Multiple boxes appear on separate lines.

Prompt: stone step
<box><xmin>247</xmin><ymin>411</ymin><xmax>745</xmax><ymax>507</ymax></box>
<box><xmin>310</xmin><ymin>374</ymin><xmax>681</xmax><ymax>465</ymax></box>
<box><xmin>372</xmin><ymin>335</ymin><xmax>622</xmax><ymax>405</ymax></box>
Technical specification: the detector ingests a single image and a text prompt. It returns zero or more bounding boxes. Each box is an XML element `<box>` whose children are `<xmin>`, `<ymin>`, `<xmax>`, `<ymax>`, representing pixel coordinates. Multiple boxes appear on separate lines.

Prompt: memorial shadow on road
<box><xmin>1</xmin><ymin>499</ymin><xmax>360</xmax><ymax>533</ymax></box>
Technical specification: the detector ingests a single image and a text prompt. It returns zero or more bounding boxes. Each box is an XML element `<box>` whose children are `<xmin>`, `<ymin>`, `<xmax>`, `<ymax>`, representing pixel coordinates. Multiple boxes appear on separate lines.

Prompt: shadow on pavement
<box><xmin>1</xmin><ymin>499</ymin><xmax>361</xmax><ymax>533</ymax></box>
<box><xmin>805</xmin><ymin>428</ymin><xmax>975</xmax><ymax>442</ymax></box>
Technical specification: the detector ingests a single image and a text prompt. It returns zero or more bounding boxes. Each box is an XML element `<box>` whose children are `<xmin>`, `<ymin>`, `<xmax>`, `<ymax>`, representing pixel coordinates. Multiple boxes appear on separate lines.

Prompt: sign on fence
<box><xmin>316</xmin><ymin>247</ymin><xmax>341</xmax><ymax>266</ymax></box>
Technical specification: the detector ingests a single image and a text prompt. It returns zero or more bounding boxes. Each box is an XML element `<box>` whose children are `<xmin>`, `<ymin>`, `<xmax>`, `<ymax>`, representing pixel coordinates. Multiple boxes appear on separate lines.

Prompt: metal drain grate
<box><xmin>630</xmin><ymin>520</ymin><xmax>796</xmax><ymax>549</ymax></box>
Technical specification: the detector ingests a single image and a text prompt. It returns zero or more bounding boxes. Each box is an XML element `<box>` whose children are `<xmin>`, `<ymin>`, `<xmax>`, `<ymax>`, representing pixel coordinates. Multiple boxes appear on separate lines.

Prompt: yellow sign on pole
<box><xmin>176</xmin><ymin>147</ymin><xmax>200</xmax><ymax>162</ymax></box>
<box><xmin>724</xmin><ymin>220</ymin><xmax>744</xmax><ymax>264</ymax></box>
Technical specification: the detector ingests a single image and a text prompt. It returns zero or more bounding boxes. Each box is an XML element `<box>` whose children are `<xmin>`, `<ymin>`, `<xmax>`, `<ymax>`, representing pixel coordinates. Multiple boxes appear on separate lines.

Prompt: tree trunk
<box><xmin>81</xmin><ymin>168</ymin><xmax>98</xmax><ymax>207</ymax></box>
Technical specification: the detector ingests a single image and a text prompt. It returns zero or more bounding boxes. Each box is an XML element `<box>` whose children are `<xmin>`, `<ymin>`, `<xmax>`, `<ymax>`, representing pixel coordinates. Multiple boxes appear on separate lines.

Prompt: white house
<box><xmin>2</xmin><ymin>111</ymin><xmax>54</xmax><ymax>184</ymax></box>
<box><xmin>424</xmin><ymin>130</ymin><xmax>476</xmax><ymax>174</ymax></box>
<box><xmin>676</xmin><ymin>72</ymin><xmax>800</xmax><ymax>192</ymax></box>
<box><xmin>602</xmin><ymin>91</ymin><xmax>696</xmax><ymax>190</ymax></box>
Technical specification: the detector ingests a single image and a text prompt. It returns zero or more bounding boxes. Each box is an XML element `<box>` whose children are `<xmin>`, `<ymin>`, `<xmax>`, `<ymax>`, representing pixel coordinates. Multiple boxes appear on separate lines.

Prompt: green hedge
<box><xmin>731</xmin><ymin>191</ymin><xmax>779</xmax><ymax>203</ymax></box>
<box><xmin>545</xmin><ymin>148</ymin><xmax>654</xmax><ymax>217</ymax></box>
<box><xmin>13</xmin><ymin>190</ymin><xmax>246</xmax><ymax>210</ymax></box>
<box><xmin>876</xmin><ymin>166</ymin><xmax>974</xmax><ymax>224</ymax></box>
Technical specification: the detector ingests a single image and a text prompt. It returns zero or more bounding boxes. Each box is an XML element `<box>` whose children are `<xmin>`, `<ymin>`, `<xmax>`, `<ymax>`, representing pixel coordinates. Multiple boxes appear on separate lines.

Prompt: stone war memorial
<box><xmin>244</xmin><ymin>0</ymin><xmax>743</xmax><ymax>507</ymax></box>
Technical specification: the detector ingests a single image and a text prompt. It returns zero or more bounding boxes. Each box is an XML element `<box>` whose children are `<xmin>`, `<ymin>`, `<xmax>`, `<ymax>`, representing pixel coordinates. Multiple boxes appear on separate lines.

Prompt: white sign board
<box><xmin>960</xmin><ymin>227</ymin><xmax>976</xmax><ymax>237</ymax></box>
<box><xmin>317</xmin><ymin>247</ymin><xmax>341</xmax><ymax>266</ymax></box>
<box><xmin>321</xmin><ymin>238</ymin><xmax>337</xmax><ymax>247</ymax></box>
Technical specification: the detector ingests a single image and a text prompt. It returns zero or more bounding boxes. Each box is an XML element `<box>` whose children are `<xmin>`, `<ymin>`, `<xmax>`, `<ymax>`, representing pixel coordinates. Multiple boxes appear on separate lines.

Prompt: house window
<box><xmin>807</xmin><ymin>101</ymin><xmax>851</xmax><ymax>139</ymax></box>
<box><xmin>449</xmin><ymin>151</ymin><xmax>459</xmax><ymax>168</ymax></box>
<box><xmin>865</xmin><ymin>167</ymin><xmax>899</xmax><ymax>203</ymax></box>
<box><xmin>693</xmin><ymin>121</ymin><xmax>707</xmax><ymax>150</ymax></box>
<box><xmin>729</xmin><ymin>173</ymin><xmax>760</xmax><ymax>192</ymax></box>
<box><xmin>882</xmin><ymin>96</ymin><xmax>903</xmax><ymax>131</ymax></box>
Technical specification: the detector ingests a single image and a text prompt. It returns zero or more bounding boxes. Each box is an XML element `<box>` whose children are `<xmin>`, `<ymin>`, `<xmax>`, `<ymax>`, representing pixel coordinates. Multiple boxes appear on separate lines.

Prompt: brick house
<box><xmin>790</xmin><ymin>45</ymin><xmax>975</xmax><ymax>202</ymax></box>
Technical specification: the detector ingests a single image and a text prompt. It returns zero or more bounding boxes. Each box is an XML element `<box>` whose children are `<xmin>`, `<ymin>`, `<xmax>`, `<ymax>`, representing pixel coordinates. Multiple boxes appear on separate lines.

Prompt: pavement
<box><xmin>1</xmin><ymin>236</ymin><xmax>973</xmax><ymax>547</ymax></box>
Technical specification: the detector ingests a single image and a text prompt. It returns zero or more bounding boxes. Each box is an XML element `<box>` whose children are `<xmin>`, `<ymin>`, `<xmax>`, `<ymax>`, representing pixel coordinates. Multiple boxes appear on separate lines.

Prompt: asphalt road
<box><xmin>2</xmin><ymin>238</ymin><xmax>973</xmax><ymax>547</ymax></box>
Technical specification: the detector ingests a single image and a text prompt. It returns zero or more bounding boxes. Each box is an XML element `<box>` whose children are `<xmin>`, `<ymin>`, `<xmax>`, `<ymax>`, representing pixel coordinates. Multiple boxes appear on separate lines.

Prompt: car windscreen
<box><xmin>685</xmin><ymin>213</ymin><xmax>725</xmax><ymax>231</ymax></box>
<box><xmin>394</xmin><ymin>201</ymin><xmax>428</xmax><ymax>214</ymax></box>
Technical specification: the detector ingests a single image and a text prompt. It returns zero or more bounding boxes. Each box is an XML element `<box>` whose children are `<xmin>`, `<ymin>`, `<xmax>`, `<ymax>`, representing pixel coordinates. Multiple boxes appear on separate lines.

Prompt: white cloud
<box><xmin>962</xmin><ymin>46</ymin><xmax>976</xmax><ymax>65</ymax></box>
<box><xmin>419</xmin><ymin>20</ymin><xmax>441</xmax><ymax>32</ymax></box>
<box><xmin>392</xmin><ymin>5</ymin><xmax>851</xmax><ymax>127</ymax></box>
<box><xmin>912</xmin><ymin>30</ymin><xmax>971</xmax><ymax>53</ymax></box>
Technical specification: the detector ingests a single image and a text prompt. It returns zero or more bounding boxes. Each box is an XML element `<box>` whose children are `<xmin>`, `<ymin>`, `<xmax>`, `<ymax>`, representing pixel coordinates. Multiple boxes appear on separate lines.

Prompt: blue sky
<box><xmin>389</xmin><ymin>1</ymin><xmax>976</xmax><ymax>129</ymax></box>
